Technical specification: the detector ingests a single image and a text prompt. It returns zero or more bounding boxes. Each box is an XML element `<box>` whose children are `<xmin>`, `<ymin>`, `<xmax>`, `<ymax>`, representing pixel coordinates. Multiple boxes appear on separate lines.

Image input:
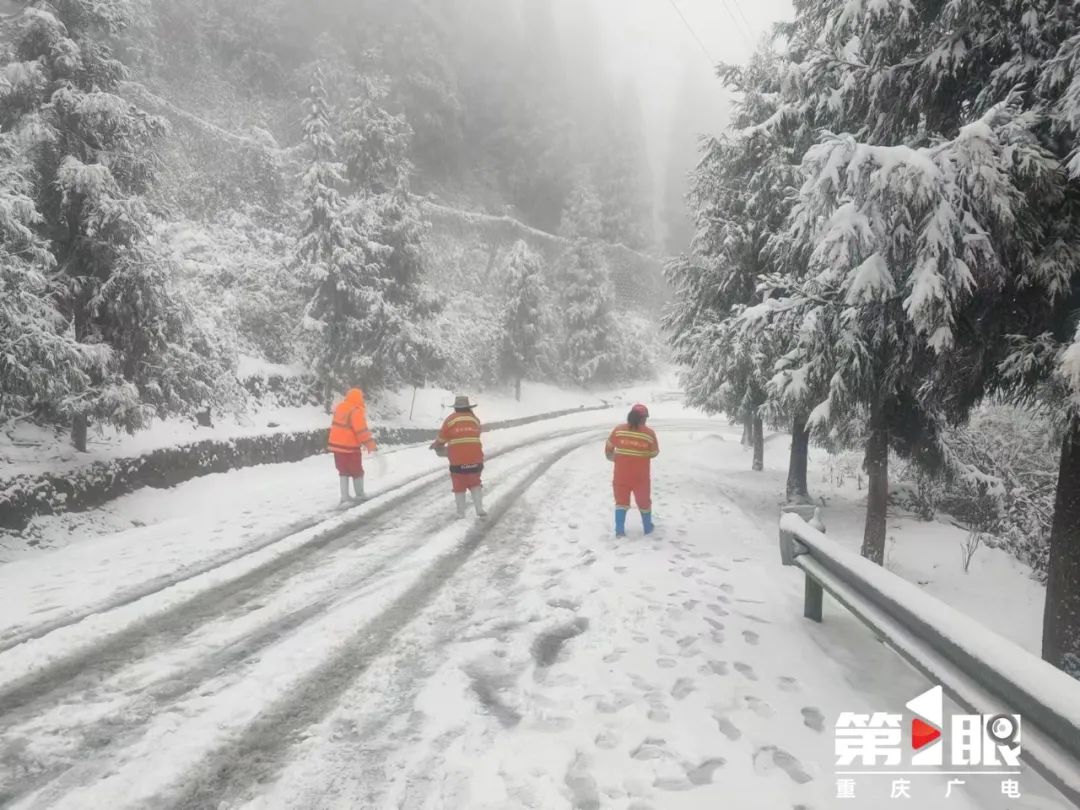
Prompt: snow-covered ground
<box><xmin>0</xmin><ymin>406</ymin><xmax>1071</xmax><ymax>809</ymax></box>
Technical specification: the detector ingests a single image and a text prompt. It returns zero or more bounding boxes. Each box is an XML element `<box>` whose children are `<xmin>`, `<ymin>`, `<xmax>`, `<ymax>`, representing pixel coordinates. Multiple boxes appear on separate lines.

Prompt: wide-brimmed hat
<box><xmin>454</xmin><ymin>395</ymin><xmax>476</xmax><ymax>409</ymax></box>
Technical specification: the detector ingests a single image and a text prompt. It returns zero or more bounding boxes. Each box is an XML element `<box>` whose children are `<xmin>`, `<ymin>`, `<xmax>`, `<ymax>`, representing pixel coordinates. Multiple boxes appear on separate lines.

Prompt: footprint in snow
<box><xmin>547</xmin><ymin>597</ymin><xmax>580</xmax><ymax>611</ymax></box>
<box><xmin>683</xmin><ymin>599</ymin><xmax>700</xmax><ymax>611</ymax></box>
<box><xmin>713</xmin><ymin>713</ymin><xmax>742</xmax><ymax>741</ymax></box>
<box><xmin>661</xmin><ymin>628</ymin><xmax>678</xmax><ymax>639</ymax></box>
<box><xmin>657</xmin><ymin>658</ymin><xmax>677</xmax><ymax>669</ymax></box>
<box><xmin>705</xmin><ymin>660</ymin><xmax>729</xmax><ymax>676</ymax></box>
<box><xmin>802</xmin><ymin>707</ymin><xmax>825</xmax><ymax>733</ymax></box>
<box><xmin>740</xmin><ymin>613</ymin><xmax>772</xmax><ymax>625</ymax></box>
<box><xmin>733</xmin><ymin>662</ymin><xmax>758</xmax><ymax>681</ymax></box>
<box><xmin>531</xmin><ymin>617</ymin><xmax>589</xmax><ymax>668</ymax></box>
<box><xmin>708</xmin><ymin>604</ymin><xmax>729</xmax><ymax>617</ymax></box>
<box><xmin>778</xmin><ymin>676</ymin><xmax>800</xmax><ymax>693</ymax></box>
<box><xmin>753</xmin><ymin>745</ymin><xmax>813</xmax><ymax>784</ymax></box>
<box><xmin>603</xmin><ymin>648</ymin><xmax>626</xmax><ymax>664</ymax></box>
<box><xmin>565</xmin><ymin>754</ymin><xmax>601</xmax><ymax>810</ymax></box>
<box><xmin>686</xmin><ymin>757</ymin><xmax>727</xmax><ymax>786</ymax></box>
<box><xmin>742</xmin><ymin>630</ymin><xmax>760</xmax><ymax>646</ymax></box>
<box><xmin>633</xmin><ymin>634</ymin><xmax>649</xmax><ymax>644</ymax></box>
<box><xmin>705</xmin><ymin>617</ymin><xmax>725</xmax><ymax>632</ymax></box>
<box><xmin>720</xmin><ymin>583</ymin><xmax>735</xmax><ymax>594</ymax></box>
<box><xmin>631</xmin><ymin>737</ymin><xmax>670</xmax><ymax>760</ymax></box>
<box><xmin>671</xmin><ymin>678</ymin><xmax>696</xmax><ymax>700</ymax></box>
<box><xmin>595</xmin><ymin>728</ymin><xmax>620</xmax><ymax>749</ymax></box>
<box><xmin>745</xmin><ymin>695</ymin><xmax>774</xmax><ymax>718</ymax></box>
<box><xmin>615</xmin><ymin>566</ymin><xmax>628</xmax><ymax>574</ymax></box>
<box><xmin>716</xmin><ymin>594</ymin><xmax>731</xmax><ymax>604</ymax></box>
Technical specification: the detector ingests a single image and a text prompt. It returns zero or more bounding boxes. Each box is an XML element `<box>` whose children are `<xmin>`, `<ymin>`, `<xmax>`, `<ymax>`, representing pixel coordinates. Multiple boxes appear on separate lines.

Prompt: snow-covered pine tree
<box><xmin>296</xmin><ymin>66</ymin><xmax>365</xmax><ymax>404</ymax></box>
<box><xmin>498</xmin><ymin>239</ymin><xmax>547</xmax><ymax>400</ymax></box>
<box><xmin>0</xmin><ymin>131</ymin><xmax>100</xmax><ymax>428</ymax></box>
<box><xmin>664</xmin><ymin>47</ymin><xmax>810</xmax><ymax>484</ymax></box>
<box><xmin>300</xmin><ymin>69</ymin><xmax>441</xmax><ymax>401</ymax></box>
<box><xmin>558</xmin><ymin>239</ymin><xmax>618</xmax><ymax>387</ymax></box>
<box><xmin>1</xmin><ymin>2</ymin><xmax>232</xmax><ymax>449</ymax></box>
<box><xmin>556</xmin><ymin>173</ymin><xmax>619</xmax><ymax>386</ymax></box>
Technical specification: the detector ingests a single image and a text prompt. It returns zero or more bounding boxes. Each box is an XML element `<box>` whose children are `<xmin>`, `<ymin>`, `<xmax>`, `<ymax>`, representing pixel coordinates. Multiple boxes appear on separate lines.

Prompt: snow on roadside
<box><xmin>239</xmin><ymin>427</ymin><xmax>1059</xmax><ymax>810</ymax></box>
<box><xmin>711</xmin><ymin>433</ymin><xmax>1048</xmax><ymax>657</ymax></box>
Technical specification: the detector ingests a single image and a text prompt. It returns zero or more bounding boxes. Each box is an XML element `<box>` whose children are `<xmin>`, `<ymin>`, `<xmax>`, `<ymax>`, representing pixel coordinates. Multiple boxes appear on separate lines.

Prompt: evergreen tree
<box><xmin>1</xmin><ymin>1</ymin><xmax>231</xmax><ymax>448</ymax></box>
<box><xmin>0</xmin><ymin>131</ymin><xmax>99</xmax><ymax>427</ymax></box>
<box><xmin>300</xmin><ymin>68</ymin><xmax>441</xmax><ymax>400</ymax></box>
<box><xmin>498</xmin><ymin>240</ymin><xmax>547</xmax><ymax>400</ymax></box>
<box><xmin>664</xmin><ymin>47</ymin><xmax>809</xmax><ymax>483</ymax></box>
<box><xmin>559</xmin><ymin>239</ymin><xmax>618</xmax><ymax>387</ymax></box>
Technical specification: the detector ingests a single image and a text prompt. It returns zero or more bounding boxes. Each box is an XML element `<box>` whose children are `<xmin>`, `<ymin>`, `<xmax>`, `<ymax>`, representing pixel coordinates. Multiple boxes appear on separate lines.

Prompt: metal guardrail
<box><xmin>778</xmin><ymin>508</ymin><xmax>1080</xmax><ymax>807</ymax></box>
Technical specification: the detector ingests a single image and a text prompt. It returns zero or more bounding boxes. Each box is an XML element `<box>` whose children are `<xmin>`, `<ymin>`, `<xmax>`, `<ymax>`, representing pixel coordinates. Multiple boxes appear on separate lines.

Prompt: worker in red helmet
<box><xmin>605</xmin><ymin>403</ymin><xmax>659</xmax><ymax>537</ymax></box>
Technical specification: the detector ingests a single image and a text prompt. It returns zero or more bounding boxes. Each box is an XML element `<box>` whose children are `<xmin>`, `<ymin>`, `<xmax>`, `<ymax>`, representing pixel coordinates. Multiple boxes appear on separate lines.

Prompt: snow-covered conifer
<box><xmin>499</xmin><ymin>240</ymin><xmax>547</xmax><ymax>400</ymax></box>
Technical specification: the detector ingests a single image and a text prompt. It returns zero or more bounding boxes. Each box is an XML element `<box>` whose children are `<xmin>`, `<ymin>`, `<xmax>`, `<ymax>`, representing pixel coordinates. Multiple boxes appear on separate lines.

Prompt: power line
<box><xmin>663</xmin><ymin>0</ymin><xmax>716</xmax><ymax>65</ymax></box>
<box><xmin>728</xmin><ymin>0</ymin><xmax>759</xmax><ymax>46</ymax></box>
<box><xmin>717</xmin><ymin>0</ymin><xmax>756</xmax><ymax>51</ymax></box>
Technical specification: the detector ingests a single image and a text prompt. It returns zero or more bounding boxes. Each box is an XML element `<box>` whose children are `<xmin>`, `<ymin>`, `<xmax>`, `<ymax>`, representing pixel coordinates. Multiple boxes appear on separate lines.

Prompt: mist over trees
<box><xmin>665</xmin><ymin>0</ymin><xmax>1080</xmax><ymax>674</ymax></box>
<box><xmin>0</xmin><ymin>0</ymin><xmax>664</xmax><ymax>446</ymax></box>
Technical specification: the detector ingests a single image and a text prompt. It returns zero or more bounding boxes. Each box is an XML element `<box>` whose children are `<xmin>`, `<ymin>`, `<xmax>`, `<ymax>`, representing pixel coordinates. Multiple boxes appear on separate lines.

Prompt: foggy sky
<box><xmin>580</xmin><ymin>0</ymin><xmax>795</xmax><ymax>232</ymax></box>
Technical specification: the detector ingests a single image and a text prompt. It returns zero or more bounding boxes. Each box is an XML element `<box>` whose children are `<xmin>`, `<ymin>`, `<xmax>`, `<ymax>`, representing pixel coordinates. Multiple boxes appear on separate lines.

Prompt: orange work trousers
<box><xmin>613</xmin><ymin>476</ymin><xmax>651</xmax><ymax>513</ymax></box>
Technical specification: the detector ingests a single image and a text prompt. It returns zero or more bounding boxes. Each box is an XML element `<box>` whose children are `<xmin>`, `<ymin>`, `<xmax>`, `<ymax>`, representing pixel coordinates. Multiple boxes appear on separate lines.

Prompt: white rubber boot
<box><xmin>470</xmin><ymin>487</ymin><xmax>487</xmax><ymax>517</ymax></box>
<box><xmin>455</xmin><ymin>492</ymin><xmax>468</xmax><ymax>519</ymax></box>
<box><xmin>339</xmin><ymin>476</ymin><xmax>351</xmax><ymax>505</ymax></box>
<box><xmin>352</xmin><ymin>476</ymin><xmax>366</xmax><ymax>501</ymax></box>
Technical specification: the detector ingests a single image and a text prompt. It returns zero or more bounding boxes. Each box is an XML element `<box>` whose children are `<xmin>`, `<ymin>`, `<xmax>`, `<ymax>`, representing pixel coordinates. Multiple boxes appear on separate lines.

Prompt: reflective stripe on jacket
<box><xmin>606</xmin><ymin>423</ymin><xmax>658</xmax><ymax>484</ymax></box>
<box><xmin>434</xmin><ymin>411</ymin><xmax>483</xmax><ymax>467</ymax></box>
<box><xmin>328</xmin><ymin>389</ymin><xmax>375</xmax><ymax>453</ymax></box>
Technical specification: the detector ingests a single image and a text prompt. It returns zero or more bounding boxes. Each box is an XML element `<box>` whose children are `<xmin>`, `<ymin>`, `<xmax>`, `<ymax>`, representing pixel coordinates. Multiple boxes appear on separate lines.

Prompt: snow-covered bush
<box><xmin>893</xmin><ymin>405</ymin><xmax>1058</xmax><ymax>578</ymax></box>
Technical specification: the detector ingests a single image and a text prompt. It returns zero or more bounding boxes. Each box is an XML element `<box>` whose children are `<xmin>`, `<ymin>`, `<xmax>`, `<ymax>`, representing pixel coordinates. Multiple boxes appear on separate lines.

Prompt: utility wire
<box><xmin>663</xmin><ymin>0</ymin><xmax>717</xmax><ymax>65</ymax></box>
<box><xmin>729</xmin><ymin>0</ymin><xmax>759</xmax><ymax>46</ymax></box>
<box><xmin>717</xmin><ymin>0</ymin><xmax>756</xmax><ymax>51</ymax></box>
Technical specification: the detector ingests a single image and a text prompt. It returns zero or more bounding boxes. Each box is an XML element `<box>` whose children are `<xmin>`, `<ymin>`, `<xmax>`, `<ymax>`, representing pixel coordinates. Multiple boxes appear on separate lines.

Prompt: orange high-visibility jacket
<box><xmin>434</xmin><ymin>410</ymin><xmax>483</xmax><ymax>467</ymax></box>
<box><xmin>605</xmin><ymin>423</ymin><xmax>659</xmax><ymax>483</ymax></box>
<box><xmin>328</xmin><ymin>388</ymin><xmax>376</xmax><ymax>454</ymax></box>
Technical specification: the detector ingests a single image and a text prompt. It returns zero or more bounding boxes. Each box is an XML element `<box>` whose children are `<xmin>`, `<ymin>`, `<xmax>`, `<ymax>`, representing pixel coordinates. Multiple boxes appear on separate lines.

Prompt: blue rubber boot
<box><xmin>642</xmin><ymin>511</ymin><xmax>654</xmax><ymax>536</ymax></box>
<box><xmin>615</xmin><ymin>508</ymin><xmax>628</xmax><ymax>538</ymax></box>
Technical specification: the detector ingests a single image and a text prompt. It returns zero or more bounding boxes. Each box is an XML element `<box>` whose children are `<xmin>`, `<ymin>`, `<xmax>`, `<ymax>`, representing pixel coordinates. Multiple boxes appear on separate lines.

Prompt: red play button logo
<box><xmin>912</xmin><ymin>718</ymin><xmax>942</xmax><ymax>750</ymax></box>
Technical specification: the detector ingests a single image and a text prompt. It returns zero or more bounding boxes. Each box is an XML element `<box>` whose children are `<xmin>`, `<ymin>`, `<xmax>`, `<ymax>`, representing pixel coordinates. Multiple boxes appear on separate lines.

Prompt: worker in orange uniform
<box><xmin>328</xmin><ymin>388</ymin><xmax>377</xmax><ymax>504</ymax></box>
<box><xmin>606</xmin><ymin>403</ymin><xmax>659</xmax><ymax>537</ymax></box>
<box><xmin>430</xmin><ymin>395</ymin><xmax>487</xmax><ymax>518</ymax></box>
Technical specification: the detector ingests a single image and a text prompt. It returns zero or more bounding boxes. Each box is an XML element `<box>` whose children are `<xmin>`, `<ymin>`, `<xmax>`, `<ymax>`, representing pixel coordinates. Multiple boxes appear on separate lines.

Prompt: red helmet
<box><xmin>631</xmin><ymin>403</ymin><xmax>649</xmax><ymax>418</ymax></box>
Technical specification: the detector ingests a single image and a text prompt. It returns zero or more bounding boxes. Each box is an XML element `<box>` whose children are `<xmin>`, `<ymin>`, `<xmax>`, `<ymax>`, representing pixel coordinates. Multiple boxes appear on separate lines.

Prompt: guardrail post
<box><xmin>804</xmin><ymin>575</ymin><xmax>823</xmax><ymax>622</ymax></box>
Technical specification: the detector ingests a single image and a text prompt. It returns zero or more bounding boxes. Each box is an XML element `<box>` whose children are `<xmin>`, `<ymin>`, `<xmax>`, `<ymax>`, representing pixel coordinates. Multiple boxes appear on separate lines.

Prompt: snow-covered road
<box><xmin>0</xmin><ymin>417</ymin><xmax>1071</xmax><ymax>809</ymax></box>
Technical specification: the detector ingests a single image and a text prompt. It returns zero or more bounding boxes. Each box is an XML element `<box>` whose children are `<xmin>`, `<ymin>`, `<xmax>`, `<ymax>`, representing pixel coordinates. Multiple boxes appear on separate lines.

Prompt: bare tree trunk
<box><xmin>71</xmin><ymin>413</ymin><xmax>88</xmax><ymax>453</ymax></box>
<box><xmin>752</xmin><ymin>415</ymin><xmax>764</xmax><ymax>471</ymax></box>
<box><xmin>515</xmin><ymin>377</ymin><xmax>522</xmax><ymax>402</ymax></box>
<box><xmin>741</xmin><ymin>418</ymin><xmax>752</xmax><ymax>447</ymax></box>
<box><xmin>786</xmin><ymin>411</ymin><xmax>811</xmax><ymax>503</ymax></box>
<box><xmin>1042</xmin><ymin>415</ymin><xmax>1080</xmax><ymax>675</ymax></box>
<box><xmin>862</xmin><ymin>399</ymin><xmax>889</xmax><ymax>565</ymax></box>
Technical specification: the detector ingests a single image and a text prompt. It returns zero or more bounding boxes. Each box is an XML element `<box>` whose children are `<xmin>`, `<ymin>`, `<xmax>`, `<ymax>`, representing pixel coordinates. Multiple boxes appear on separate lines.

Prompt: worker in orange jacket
<box><xmin>328</xmin><ymin>388</ymin><xmax>377</xmax><ymax>504</ymax></box>
<box><xmin>606</xmin><ymin>403</ymin><xmax>659</xmax><ymax>537</ymax></box>
<box><xmin>430</xmin><ymin>394</ymin><xmax>487</xmax><ymax>518</ymax></box>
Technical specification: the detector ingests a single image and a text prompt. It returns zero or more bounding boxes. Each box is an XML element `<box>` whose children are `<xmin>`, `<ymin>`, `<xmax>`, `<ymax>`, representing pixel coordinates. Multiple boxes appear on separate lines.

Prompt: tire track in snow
<box><xmin>163</xmin><ymin>436</ymin><xmax>595</xmax><ymax>810</ymax></box>
<box><xmin>0</xmin><ymin>421</ymin><xmax>636</xmax><ymax>657</ymax></box>
<box><xmin>0</xmin><ymin>436</ymin><xmax>601</xmax><ymax>805</ymax></box>
<box><xmin>0</xmin><ymin>443</ymin><xmax>566</xmax><ymax>805</ymax></box>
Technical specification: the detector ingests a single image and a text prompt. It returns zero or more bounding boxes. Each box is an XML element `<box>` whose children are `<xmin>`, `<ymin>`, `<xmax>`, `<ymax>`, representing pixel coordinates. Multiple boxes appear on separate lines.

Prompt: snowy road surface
<box><xmin>0</xmin><ymin>416</ymin><xmax>1072</xmax><ymax>809</ymax></box>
